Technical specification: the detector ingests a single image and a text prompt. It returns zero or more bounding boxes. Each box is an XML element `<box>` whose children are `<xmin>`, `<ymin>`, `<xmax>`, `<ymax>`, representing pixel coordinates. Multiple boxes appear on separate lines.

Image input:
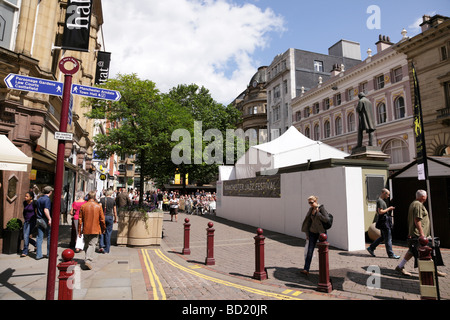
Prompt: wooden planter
<box><xmin>117</xmin><ymin>211</ymin><xmax>163</xmax><ymax>246</ymax></box>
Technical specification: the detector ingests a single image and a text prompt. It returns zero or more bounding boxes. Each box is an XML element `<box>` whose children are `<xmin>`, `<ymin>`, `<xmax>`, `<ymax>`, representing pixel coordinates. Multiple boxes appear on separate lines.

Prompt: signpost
<box><xmin>3</xmin><ymin>56</ymin><xmax>121</xmax><ymax>300</ymax></box>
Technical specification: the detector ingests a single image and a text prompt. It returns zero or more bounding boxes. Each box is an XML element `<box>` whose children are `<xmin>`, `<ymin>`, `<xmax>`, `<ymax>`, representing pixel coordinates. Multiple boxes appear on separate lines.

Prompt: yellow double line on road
<box><xmin>145</xmin><ymin>249</ymin><xmax>302</xmax><ymax>300</ymax></box>
<box><xmin>141</xmin><ymin>249</ymin><xmax>166</xmax><ymax>300</ymax></box>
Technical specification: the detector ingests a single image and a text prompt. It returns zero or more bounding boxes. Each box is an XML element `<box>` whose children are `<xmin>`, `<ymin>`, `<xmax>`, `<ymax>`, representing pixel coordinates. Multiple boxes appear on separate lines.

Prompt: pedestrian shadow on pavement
<box><xmin>269</xmin><ymin>266</ymin><xmax>326</xmax><ymax>292</ymax></box>
<box><xmin>0</xmin><ymin>268</ymin><xmax>41</xmax><ymax>300</ymax></box>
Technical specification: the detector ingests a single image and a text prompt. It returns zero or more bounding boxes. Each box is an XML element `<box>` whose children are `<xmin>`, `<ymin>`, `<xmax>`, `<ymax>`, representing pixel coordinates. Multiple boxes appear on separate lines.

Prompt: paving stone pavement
<box><xmin>0</xmin><ymin>210</ymin><xmax>449</xmax><ymax>303</ymax></box>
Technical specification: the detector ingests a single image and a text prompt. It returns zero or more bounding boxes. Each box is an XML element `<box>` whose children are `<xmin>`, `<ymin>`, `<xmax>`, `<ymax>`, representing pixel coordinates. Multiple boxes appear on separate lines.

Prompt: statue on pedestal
<box><xmin>356</xmin><ymin>93</ymin><xmax>376</xmax><ymax>148</ymax></box>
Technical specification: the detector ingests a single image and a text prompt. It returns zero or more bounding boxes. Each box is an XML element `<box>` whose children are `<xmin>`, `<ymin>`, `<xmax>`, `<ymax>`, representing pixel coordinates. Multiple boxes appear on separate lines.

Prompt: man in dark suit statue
<box><xmin>356</xmin><ymin>93</ymin><xmax>376</xmax><ymax>148</ymax></box>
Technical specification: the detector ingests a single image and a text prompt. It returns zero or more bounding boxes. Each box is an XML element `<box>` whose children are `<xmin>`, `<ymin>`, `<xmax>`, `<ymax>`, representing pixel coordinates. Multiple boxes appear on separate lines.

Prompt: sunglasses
<box><xmin>308</xmin><ymin>201</ymin><xmax>315</xmax><ymax>204</ymax></box>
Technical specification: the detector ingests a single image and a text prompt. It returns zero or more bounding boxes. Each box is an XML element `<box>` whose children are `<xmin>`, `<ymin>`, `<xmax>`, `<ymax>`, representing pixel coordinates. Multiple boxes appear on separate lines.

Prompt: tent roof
<box><xmin>0</xmin><ymin>135</ymin><xmax>32</xmax><ymax>172</ymax></box>
<box><xmin>253</xmin><ymin>126</ymin><xmax>317</xmax><ymax>154</ymax></box>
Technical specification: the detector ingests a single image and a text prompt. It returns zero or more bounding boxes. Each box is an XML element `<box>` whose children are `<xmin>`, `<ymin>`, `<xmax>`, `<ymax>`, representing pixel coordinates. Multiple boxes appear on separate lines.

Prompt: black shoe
<box><xmin>367</xmin><ymin>247</ymin><xmax>376</xmax><ymax>257</ymax></box>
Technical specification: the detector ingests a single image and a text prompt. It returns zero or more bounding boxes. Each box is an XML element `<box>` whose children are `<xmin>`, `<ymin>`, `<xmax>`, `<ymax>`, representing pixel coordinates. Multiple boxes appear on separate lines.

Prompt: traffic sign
<box><xmin>4</xmin><ymin>73</ymin><xmax>63</xmax><ymax>96</ymax></box>
<box><xmin>71</xmin><ymin>84</ymin><xmax>121</xmax><ymax>101</ymax></box>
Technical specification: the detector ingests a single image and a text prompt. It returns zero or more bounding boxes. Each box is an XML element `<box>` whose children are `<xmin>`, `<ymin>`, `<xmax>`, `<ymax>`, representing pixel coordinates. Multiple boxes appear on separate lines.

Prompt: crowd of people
<box><xmin>18</xmin><ymin>185</ymin><xmax>446</xmax><ymax>278</ymax></box>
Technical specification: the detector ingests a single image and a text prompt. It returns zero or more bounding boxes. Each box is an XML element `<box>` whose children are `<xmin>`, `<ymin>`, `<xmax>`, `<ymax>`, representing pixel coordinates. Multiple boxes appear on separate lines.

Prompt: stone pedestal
<box><xmin>346</xmin><ymin>146</ymin><xmax>390</xmax><ymax>161</ymax></box>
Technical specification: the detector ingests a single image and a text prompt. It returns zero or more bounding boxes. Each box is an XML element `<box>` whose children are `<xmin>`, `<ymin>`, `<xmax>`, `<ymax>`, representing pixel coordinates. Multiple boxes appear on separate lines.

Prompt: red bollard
<box><xmin>183</xmin><ymin>218</ymin><xmax>191</xmax><ymax>255</ymax></box>
<box><xmin>205</xmin><ymin>222</ymin><xmax>215</xmax><ymax>266</ymax></box>
<box><xmin>418</xmin><ymin>236</ymin><xmax>438</xmax><ymax>300</ymax></box>
<box><xmin>317</xmin><ymin>233</ymin><xmax>333</xmax><ymax>293</ymax></box>
<box><xmin>57</xmin><ymin>249</ymin><xmax>77</xmax><ymax>300</ymax></box>
<box><xmin>253</xmin><ymin>228</ymin><xmax>267</xmax><ymax>281</ymax></box>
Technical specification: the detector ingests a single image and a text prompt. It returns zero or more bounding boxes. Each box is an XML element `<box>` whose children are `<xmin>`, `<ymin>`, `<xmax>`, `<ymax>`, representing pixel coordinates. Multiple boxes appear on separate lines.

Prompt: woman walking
<box><xmin>21</xmin><ymin>191</ymin><xmax>37</xmax><ymax>257</ymax></box>
<box><xmin>70</xmin><ymin>191</ymin><xmax>86</xmax><ymax>253</ymax></box>
<box><xmin>301</xmin><ymin>195</ymin><xmax>330</xmax><ymax>275</ymax></box>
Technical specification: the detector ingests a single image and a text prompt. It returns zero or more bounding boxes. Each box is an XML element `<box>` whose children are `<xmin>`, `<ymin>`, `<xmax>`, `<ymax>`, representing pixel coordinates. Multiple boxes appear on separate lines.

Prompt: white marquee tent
<box><xmin>0</xmin><ymin>135</ymin><xmax>32</xmax><ymax>172</ymax></box>
<box><xmin>221</xmin><ymin>126</ymin><xmax>350</xmax><ymax>180</ymax></box>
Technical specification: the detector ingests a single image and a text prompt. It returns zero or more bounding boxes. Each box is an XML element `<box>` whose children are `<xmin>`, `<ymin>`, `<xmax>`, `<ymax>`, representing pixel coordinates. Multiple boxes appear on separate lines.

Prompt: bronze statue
<box><xmin>356</xmin><ymin>93</ymin><xmax>376</xmax><ymax>148</ymax></box>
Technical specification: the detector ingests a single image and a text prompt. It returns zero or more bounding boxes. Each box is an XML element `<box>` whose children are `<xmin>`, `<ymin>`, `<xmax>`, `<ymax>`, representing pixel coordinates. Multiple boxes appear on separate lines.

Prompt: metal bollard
<box><xmin>253</xmin><ymin>228</ymin><xmax>267</xmax><ymax>280</ymax></box>
<box><xmin>57</xmin><ymin>249</ymin><xmax>77</xmax><ymax>300</ymax></box>
<box><xmin>418</xmin><ymin>236</ymin><xmax>438</xmax><ymax>300</ymax></box>
<box><xmin>205</xmin><ymin>222</ymin><xmax>215</xmax><ymax>265</ymax></box>
<box><xmin>317</xmin><ymin>233</ymin><xmax>333</xmax><ymax>293</ymax></box>
<box><xmin>183</xmin><ymin>218</ymin><xmax>191</xmax><ymax>255</ymax></box>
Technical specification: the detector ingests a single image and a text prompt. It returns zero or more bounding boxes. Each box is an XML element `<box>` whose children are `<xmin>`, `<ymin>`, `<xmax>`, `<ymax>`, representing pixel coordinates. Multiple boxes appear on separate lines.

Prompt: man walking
<box><xmin>115</xmin><ymin>188</ymin><xmax>130</xmax><ymax>209</ymax></box>
<box><xmin>35</xmin><ymin>186</ymin><xmax>53</xmax><ymax>260</ymax></box>
<box><xmin>367</xmin><ymin>188</ymin><xmax>400</xmax><ymax>259</ymax></box>
<box><xmin>395</xmin><ymin>190</ymin><xmax>446</xmax><ymax>277</ymax></box>
<box><xmin>78</xmin><ymin>191</ymin><xmax>106</xmax><ymax>270</ymax></box>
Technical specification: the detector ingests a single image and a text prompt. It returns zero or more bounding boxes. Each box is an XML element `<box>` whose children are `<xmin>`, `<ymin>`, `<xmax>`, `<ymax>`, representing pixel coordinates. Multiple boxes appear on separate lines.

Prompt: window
<box><xmin>394</xmin><ymin>97</ymin><xmax>405</xmax><ymax>119</ymax></box>
<box><xmin>336</xmin><ymin>93</ymin><xmax>342</xmax><ymax>106</ymax></box>
<box><xmin>314</xmin><ymin>124</ymin><xmax>320</xmax><ymax>140</ymax></box>
<box><xmin>274</xmin><ymin>85</ymin><xmax>281</xmax><ymax>99</ymax></box>
<box><xmin>324</xmin><ymin>120</ymin><xmax>331</xmax><ymax>138</ymax></box>
<box><xmin>314</xmin><ymin>60</ymin><xmax>324</xmax><ymax>72</ymax></box>
<box><xmin>304</xmin><ymin>106</ymin><xmax>310</xmax><ymax>118</ymax></box>
<box><xmin>273</xmin><ymin>106</ymin><xmax>280</xmax><ymax>121</ymax></box>
<box><xmin>376</xmin><ymin>75</ymin><xmax>385</xmax><ymax>90</ymax></box>
<box><xmin>445</xmin><ymin>81</ymin><xmax>450</xmax><ymax>108</ymax></box>
<box><xmin>0</xmin><ymin>0</ymin><xmax>20</xmax><ymax>50</ymax></box>
<box><xmin>441</xmin><ymin>46</ymin><xmax>448</xmax><ymax>61</ymax></box>
<box><xmin>283</xmin><ymin>80</ymin><xmax>288</xmax><ymax>94</ymax></box>
<box><xmin>347</xmin><ymin>112</ymin><xmax>355</xmax><ymax>132</ymax></box>
<box><xmin>313</xmin><ymin>103</ymin><xmax>320</xmax><ymax>114</ymax></box>
<box><xmin>304</xmin><ymin>127</ymin><xmax>310</xmax><ymax>138</ymax></box>
<box><xmin>347</xmin><ymin>88</ymin><xmax>354</xmax><ymax>101</ymax></box>
<box><xmin>361</xmin><ymin>82</ymin><xmax>368</xmax><ymax>94</ymax></box>
<box><xmin>383</xmin><ymin>139</ymin><xmax>410</xmax><ymax>164</ymax></box>
<box><xmin>393</xmin><ymin>67</ymin><xmax>403</xmax><ymax>83</ymax></box>
<box><xmin>377</xmin><ymin>103</ymin><xmax>387</xmax><ymax>124</ymax></box>
<box><xmin>295</xmin><ymin>111</ymin><xmax>302</xmax><ymax>122</ymax></box>
<box><xmin>323</xmin><ymin>98</ymin><xmax>330</xmax><ymax>110</ymax></box>
<box><xmin>335</xmin><ymin>117</ymin><xmax>342</xmax><ymax>135</ymax></box>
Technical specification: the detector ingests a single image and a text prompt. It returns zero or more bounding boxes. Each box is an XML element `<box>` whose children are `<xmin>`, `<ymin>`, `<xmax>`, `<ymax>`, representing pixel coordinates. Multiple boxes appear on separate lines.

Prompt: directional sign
<box><xmin>71</xmin><ymin>84</ymin><xmax>121</xmax><ymax>101</ymax></box>
<box><xmin>4</xmin><ymin>73</ymin><xmax>63</xmax><ymax>96</ymax></box>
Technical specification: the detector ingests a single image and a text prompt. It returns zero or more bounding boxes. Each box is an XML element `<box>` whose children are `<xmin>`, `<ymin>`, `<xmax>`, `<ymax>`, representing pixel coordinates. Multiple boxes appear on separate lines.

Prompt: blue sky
<box><xmin>246</xmin><ymin>0</ymin><xmax>450</xmax><ymax>65</ymax></box>
<box><xmin>102</xmin><ymin>0</ymin><xmax>449</xmax><ymax>104</ymax></box>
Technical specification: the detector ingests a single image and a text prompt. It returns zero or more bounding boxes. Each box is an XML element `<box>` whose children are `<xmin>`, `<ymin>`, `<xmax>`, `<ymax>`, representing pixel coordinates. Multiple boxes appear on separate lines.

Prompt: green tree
<box><xmin>84</xmin><ymin>73</ymin><xmax>192</xmax><ymax>204</ymax></box>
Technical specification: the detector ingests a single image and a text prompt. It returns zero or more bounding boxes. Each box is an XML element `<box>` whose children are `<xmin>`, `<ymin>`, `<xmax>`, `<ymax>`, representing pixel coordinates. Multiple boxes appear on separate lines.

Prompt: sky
<box><xmin>101</xmin><ymin>0</ymin><xmax>450</xmax><ymax>104</ymax></box>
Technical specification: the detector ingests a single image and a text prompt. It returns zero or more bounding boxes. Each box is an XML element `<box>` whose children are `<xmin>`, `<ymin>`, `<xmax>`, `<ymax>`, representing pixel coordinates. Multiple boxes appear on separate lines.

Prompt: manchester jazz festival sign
<box><xmin>223</xmin><ymin>175</ymin><xmax>281</xmax><ymax>198</ymax></box>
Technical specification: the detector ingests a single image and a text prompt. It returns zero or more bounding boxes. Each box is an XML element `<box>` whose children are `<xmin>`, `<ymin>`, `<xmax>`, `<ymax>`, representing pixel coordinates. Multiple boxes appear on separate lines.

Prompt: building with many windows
<box><xmin>394</xmin><ymin>14</ymin><xmax>450</xmax><ymax>156</ymax></box>
<box><xmin>266</xmin><ymin>41</ymin><xmax>362</xmax><ymax>141</ymax></box>
<box><xmin>0</xmin><ymin>0</ymin><xmax>105</xmax><ymax>235</ymax></box>
<box><xmin>292</xmin><ymin>33</ymin><xmax>414</xmax><ymax>171</ymax></box>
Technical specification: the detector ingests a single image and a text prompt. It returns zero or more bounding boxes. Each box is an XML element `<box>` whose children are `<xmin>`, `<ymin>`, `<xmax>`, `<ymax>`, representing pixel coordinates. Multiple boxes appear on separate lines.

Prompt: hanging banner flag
<box><xmin>61</xmin><ymin>0</ymin><xmax>93</xmax><ymax>52</ymax></box>
<box><xmin>412</xmin><ymin>63</ymin><xmax>428</xmax><ymax>181</ymax></box>
<box><xmin>95</xmin><ymin>51</ymin><xmax>111</xmax><ymax>85</ymax></box>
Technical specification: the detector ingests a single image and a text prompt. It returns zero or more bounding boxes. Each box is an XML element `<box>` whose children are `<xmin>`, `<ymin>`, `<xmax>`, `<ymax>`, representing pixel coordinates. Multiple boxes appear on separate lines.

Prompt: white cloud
<box><xmin>408</xmin><ymin>11</ymin><xmax>436</xmax><ymax>33</ymax></box>
<box><xmin>101</xmin><ymin>0</ymin><xmax>285</xmax><ymax>104</ymax></box>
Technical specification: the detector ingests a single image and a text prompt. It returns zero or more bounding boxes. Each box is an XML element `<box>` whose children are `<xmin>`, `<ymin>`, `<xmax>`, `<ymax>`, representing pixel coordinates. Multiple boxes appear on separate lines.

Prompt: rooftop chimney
<box><xmin>420</xmin><ymin>15</ymin><xmax>431</xmax><ymax>32</ymax></box>
<box><xmin>376</xmin><ymin>35</ymin><xmax>393</xmax><ymax>53</ymax></box>
<box><xmin>330</xmin><ymin>64</ymin><xmax>342</xmax><ymax>76</ymax></box>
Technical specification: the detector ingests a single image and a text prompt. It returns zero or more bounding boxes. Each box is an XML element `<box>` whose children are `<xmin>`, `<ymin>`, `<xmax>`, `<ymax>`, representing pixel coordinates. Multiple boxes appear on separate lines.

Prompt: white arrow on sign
<box><xmin>71</xmin><ymin>84</ymin><xmax>121</xmax><ymax>101</ymax></box>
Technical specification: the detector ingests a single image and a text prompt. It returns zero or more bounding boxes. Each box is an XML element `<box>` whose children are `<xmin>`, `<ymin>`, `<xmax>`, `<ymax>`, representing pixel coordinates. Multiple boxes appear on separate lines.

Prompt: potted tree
<box><xmin>2</xmin><ymin>218</ymin><xmax>23</xmax><ymax>254</ymax></box>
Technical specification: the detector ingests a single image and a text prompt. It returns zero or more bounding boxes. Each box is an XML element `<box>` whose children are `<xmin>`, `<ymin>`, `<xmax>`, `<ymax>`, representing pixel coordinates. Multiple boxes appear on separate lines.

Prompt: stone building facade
<box><xmin>394</xmin><ymin>14</ymin><xmax>450</xmax><ymax>157</ymax></box>
<box><xmin>291</xmin><ymin>33</ymin><xmax>415</xmax><ymax>171</ymax></box>
<box><xmin>266</xmin><ymin>41</ymin><xmax>362</xmax><ymax>141</ymax></box>
<box><xmin>0</xmin><ymin>0</ymin><xmax>105</xmax><ymax>237</ymax></box>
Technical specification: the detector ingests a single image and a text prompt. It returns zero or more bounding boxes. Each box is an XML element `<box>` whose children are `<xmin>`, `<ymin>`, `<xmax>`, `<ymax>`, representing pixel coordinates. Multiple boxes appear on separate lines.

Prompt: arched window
<box><xmin>394</xmin><ymin>96</ymin><xmax>405</xmax><ymax>119</ymax></box>
<box><xmin>382</xmin><ymin>139</ymin><xmax>410</xmax><ymax>164</ymax></box>
<box><xmin>324</xmin><ymin>120</ymin><xmax>331</xmax><ymax>138</ymax></box>
<box><xmin>377</xmin><ymin>102</ymin><xmax>387</xmax><ymax>124</ymax></box>
<box><xmin>314</xmin><ymin>124</ymin><xmax>320</xmax><ymax>140</ymax></box>
<box><xmin>347</xmin><ymin>112</ymin><xmax>355</xmax><ymax>132</ymax></box>
<box><xmin>335</xmin><ymin>116</ymin><xmax>342</xmax><ymax>135</ymax></box>
<box><xmin>304</xmin><ymin>127</ymin><xmax>310</xmax><ymax>138</ymax></box>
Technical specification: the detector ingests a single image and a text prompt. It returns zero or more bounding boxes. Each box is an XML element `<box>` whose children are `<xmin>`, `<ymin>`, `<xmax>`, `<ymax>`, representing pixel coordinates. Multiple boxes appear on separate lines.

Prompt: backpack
<box><xmin>322</xmin><ymin>212</ymin><xmax>333</xmax><ymax>230</ymax></box>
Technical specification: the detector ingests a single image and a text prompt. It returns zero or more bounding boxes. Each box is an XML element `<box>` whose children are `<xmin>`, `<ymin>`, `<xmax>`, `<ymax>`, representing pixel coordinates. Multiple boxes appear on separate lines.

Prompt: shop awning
<box><xmin>0</xmin><ymin>135</ymin><xmax>32</xmax><ymax>172</ymax></box>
